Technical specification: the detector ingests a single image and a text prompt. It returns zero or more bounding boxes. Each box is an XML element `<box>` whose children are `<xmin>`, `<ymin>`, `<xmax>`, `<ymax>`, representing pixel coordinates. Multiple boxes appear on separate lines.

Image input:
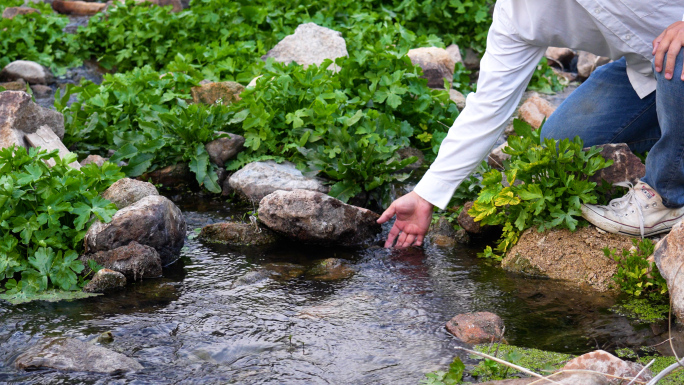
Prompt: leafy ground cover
<box><xmin>0</xmin><ymin>146</ymin><xmax>121</xmax><ymax>299</ymax></box>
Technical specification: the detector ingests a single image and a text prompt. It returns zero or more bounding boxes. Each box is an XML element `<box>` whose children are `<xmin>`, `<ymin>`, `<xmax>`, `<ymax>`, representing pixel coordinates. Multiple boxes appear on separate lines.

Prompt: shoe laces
<box><xmin>608</xmin><ymin>182</ymin><xmax>645</xmax><ymax>239</ymax></box>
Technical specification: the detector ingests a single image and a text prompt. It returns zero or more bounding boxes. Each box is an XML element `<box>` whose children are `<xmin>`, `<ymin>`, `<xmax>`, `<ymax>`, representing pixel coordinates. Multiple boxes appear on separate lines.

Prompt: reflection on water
<box><xmin>0</xmin><ymin>196</ymin><xmax>660</xmax><ymax>384</ymax></box>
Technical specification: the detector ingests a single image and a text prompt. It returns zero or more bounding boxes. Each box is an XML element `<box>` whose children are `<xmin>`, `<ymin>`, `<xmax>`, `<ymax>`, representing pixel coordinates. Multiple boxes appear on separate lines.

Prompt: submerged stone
<box><xmin>82</xmin><ymin>268</ymin><xmax>127</xmax><ymax>293</ymax></box>
<box><xmin>306</xmin><ymin>258</ymin><xmax>354</xmax><ymax>281</ymax></box>
<box><xmin>14</xmin><ymin>337</ymin><xmax>143</xmax><ymax>374</ymax></box>
<box><xmin>445</xmin><ymin>312</ymin><xmax>504</xmax><ymax>345</ymax></box>
<box><xmin>198</xmin><ymin>222</ymin><xmax>279</xmax><ymax>246</ymax></box>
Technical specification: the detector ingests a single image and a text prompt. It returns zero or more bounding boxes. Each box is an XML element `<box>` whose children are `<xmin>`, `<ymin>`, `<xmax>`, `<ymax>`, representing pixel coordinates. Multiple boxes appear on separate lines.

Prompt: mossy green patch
<box><xmin>610</xmin><ymin>297</ymin><xmax>670</xmax><ymax>324</ymax></box>
<box><xmin>0</xmin><ymin>289</ymin><xmax>100</xmax><ymax>305</ymax></box>
<box><xmin>638</xmin><ymin>356</ymin><xmax>684</xmax><ymax>385</ymax></box>
<box><xmin>471</xmin><ymin>344</ymin><xmax>574</xmax><ymax>381</ymax></box>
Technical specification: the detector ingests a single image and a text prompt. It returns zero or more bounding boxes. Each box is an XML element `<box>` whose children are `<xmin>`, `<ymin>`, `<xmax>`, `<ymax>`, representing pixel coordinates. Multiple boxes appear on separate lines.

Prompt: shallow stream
<box><xmin>0</xmin><ymin>195</ymin><xmax>659</xmax><ymax>384</ymax></box>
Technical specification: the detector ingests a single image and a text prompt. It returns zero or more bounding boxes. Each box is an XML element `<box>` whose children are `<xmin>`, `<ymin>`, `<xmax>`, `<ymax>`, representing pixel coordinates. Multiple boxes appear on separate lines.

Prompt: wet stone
<box><xmin>306</xmin><ymin>258</ymin><xmax>354</xmax><ymax>281</ymax></box>
<box><xmin>14</xmin><ymin>337</ymin><xmax>143</xmax><ymax>374</ymax></box>
<box><xmin>82</xmin><ymin>268</ymin><xmax>127</xmax><ymax>293</ymax></box>
<box><xmin>198</xmin><ymin>222</ymin><xmax>279</xmax><ymax>246</ymax></box>
<box><xmin>427</xmin><ymin>216</ymin><xmax>469</xmax><ymax>247</ymax></box>
<box><xmin>445</xmin><ymin>312</ymin><xmax>505</xmax><ymax>345</ymax></box>
<box><xmin>80</xmin><ymin>241</ymin><xmax>163</xmax><ymax>282</ymax></box>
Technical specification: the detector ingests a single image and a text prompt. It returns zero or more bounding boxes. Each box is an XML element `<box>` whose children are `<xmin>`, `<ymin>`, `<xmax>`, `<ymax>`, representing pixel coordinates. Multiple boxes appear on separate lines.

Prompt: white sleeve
<box><xmin>412</xmin><ymin>2</ymin><xmax>546</xmax><ymax>209</ymax></box>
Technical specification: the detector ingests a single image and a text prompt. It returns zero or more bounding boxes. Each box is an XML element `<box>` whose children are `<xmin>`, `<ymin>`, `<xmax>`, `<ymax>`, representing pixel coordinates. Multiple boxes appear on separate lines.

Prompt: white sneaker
<box><xmin>581</xmin><ymin>181</ymin><xmax>684</xmax><ymax>237</ymax></box>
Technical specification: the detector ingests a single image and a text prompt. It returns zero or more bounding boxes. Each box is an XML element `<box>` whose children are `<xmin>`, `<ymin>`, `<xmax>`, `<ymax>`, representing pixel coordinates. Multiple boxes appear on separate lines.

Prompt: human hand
<box><xmin>653</xmin><ymin>21</ymin><xmax>684</xmax><ymax>80</ymax></box>
<box><xmin>377</xmin><ymin>191</ymin><xmax>434</xmax><ymax>248</ymax></box>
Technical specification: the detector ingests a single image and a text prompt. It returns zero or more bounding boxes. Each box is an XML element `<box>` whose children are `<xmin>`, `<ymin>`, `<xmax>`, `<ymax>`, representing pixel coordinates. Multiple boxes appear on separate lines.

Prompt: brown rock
<box><xmin>588</xmin><ymin>143</ymin><xmax>645</xmax><ymax>185</ymax></box>
<box><xmin>14</xmin><ymin>337</ymin><xmax>143</xmax><ymax>373</ymax></box>
<box><xmin>545</xmin><ymin>47</ymin><xmax>575</xmax><ymax>69</ymax></box>
<box><xmin>518</xmin><ymin>92</ymin><xmax>556</xmax><ymax>129</ymax></box>
<box><xmin>258</xmin><ymin>189</ymin><xmax>381</xmax><ymax>247</ymax></box>
<box><xmin>577</xmin><ymin>51</ymin><xmax>610</xmax><ymax>79</ymax></box>
<box><xmin>306</xmin><ymin>258</ymin><xmax>354</xmax><ymax>281</ymax></box>
<box><xmin>80</xmin><ymin>154</ymin><xmax>106</xmax><ymax>168</ymax></box>
<box><xmin>503</xmin><ymin>226</ymin><xmax>633</xmax><ymax>291</ymax></box>
<box><xmin>407</xmin><ymin>47</ymin><xmax>455</xmax><ymax>89</ymax></box>
<box><xmin>655</xmin><ymin>221</ymin><xmax>684</xmax><ymax>321</ymax></box>
<box><xmin>198</xmin><ymin>222</ymin><xmax>279</xmax><ymax>246</ymax></box>
<box><xmin>0</xmin><ymin>61</ymin><xmax>53</xmax><ymax>85</ymax></box>
<box><xmin>563</xmin><ymin>350</ymin><xmax>652</xmax><ymax>384</ymax></box>
<box><xmin>0</xmin><ymin>78</ymin><xmax>27</xmax><ymax>91</ymax></box>
<box><xmin>204</xmin><ymin>132</ymin><xmax>245</xmax><ymax>166</ymax></box>
<box><xmin>463</xmin><ymin>48</ymin><xmax>480</xmax><ymax>70</ymax></box>
<box><xmin>397</xmin><ymin>147</ymin><xmax>424</xmax><ymax>171</ymax></box>
<box><xmin>427</xmin><ymin>216</ymin><xmax>469</xmax><ymax>247</ymax></box>
<box><xmin>449</xmin><ymin>89</ymin><xmax>466</xmax><ymax>110</ymax></box>
<box><xmin>101</xmin><ymin>177</ymin><xmax>159</xmax><ymax>210</ymax></box>
<box><xmin>2</xmin><ymin>6</ymin><xmax>40</xmax><ymax>19</ymax></box>
<box><xmin>487</xmin><ymin>141</ymin><xmax>510</xmax><ymax>170</ymax></box>
<box><xmin>445</xmin><ymin>44</ymin><xmax>463</xmax><ymax>64</ymax></box>
<box><xmin>140</xmin><ymin>163</ymin><xmax>192</xmax><ymax>189</ymax></box>
<box><xmin>82</xmin><ymin>268</ymin><xmax>127</xmax><ymax>293</ymax></box>
<box><xmin>0</xmin><ymin>91</ymin><xmax>64</xmax><ymax>150</ymax></box>
<box><xmin>84</xmin><ymin>195</ymin><xmax>186</xmax><ymax>265</ymax></box>
<box><xmin>52</xmin><ymin>0</ymin><xmax>106</xmax><ymax>15</ymax></box>
<box><xmin>457</xmin><ymin>201</ymin><xmax>486</xmax><ymax>234</ymax></box>
<box><xmin>81</xmin><ymin>242</ymin><xmax>162</xmax><ymax>281</ymax></box>
<box><xmin>445</xmin><ymin>312</ymin><xmax>504</xmax><ymax>344</ymax></box>
<box><xmin>191</xmin><ymin>81</ymin><xmax>244</xmax><ymax>106</ymax></box>
<box><xmin>30</xmin><ymin>84</ymin><xmax>51</xmax><ymax>98</ymax></box>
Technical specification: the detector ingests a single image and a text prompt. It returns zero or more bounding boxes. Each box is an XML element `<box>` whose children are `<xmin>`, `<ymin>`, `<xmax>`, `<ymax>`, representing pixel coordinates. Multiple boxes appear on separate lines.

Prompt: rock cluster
<box><xmin>0</xmin><ymin>91</ymin><xmax>64</xmax><ymax>151</ymax></box>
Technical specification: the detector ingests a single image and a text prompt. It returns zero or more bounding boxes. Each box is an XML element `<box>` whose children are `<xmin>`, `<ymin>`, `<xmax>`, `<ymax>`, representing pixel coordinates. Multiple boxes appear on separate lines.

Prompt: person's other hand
<box><xmin>653</xmin><ymin>21</ymin><xmax>684</xmax><ymax>80</ymax></box>
<box><xmin>377</xmin><ymin>191</ymin><xmax>434</xmax><ymax>248</ymax></box>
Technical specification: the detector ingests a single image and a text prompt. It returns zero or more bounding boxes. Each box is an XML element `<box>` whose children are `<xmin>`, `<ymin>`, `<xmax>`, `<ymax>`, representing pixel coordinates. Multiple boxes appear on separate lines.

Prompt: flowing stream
<box><xmin>0</xmin><ymin>195</ymin><xmax>657</xmax><ymax>384</ymax></box>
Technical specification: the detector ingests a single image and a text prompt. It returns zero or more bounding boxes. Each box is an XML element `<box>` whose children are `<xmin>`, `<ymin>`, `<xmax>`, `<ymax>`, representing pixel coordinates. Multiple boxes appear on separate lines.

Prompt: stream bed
<box><xmin>0</xmin><ymin>195</ymin><xmax>659</xmax><ymax>384</ymax></box>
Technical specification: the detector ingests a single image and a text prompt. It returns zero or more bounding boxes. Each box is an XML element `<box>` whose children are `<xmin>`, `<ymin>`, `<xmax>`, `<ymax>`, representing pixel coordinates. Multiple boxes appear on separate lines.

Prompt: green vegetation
<box><xmin>421</xmin><ymin>357</ymin><xmax>465</xmax><ymax>385</ymax></box>
<box><xmin>0</xmin><ymin>0</ymin><xmax>81</xmax><ymax>75</ymax></box>
<box><xmin>607</xmin><ymin>238</ymin><xmax>668</xmax><ymax>300</ymax></box>
<box><xmin>0</xmin><ymin>146</ymin><xmax>122</xmax><ymax>298</ymax></box>
<box><xmin>638</xmin><ymin>356</ymin><xmax>684</xmax><ymax>385</ymax></box>
<box><xmin>611</xmin><ymin>298</ymin><xmax>670</xmax><ymax>323</ymax></box>
<box><xmin>468</xmin><ymin>119</ymin><xmax>612</xmax><ymax>260</ymax></box>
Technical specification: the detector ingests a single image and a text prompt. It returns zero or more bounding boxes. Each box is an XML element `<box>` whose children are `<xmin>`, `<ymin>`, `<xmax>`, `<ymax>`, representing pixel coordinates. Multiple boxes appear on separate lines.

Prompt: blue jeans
<box><xmin>541</xmin><ymin>51</ymin><xmax>684</xmax><ymax>208</ymax></box>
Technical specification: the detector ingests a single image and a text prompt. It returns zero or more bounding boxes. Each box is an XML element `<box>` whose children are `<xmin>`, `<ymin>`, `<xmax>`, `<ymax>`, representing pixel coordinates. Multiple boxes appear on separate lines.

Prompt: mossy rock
<box><xmin>199</xmin><ymin>222</ymin><xmax>279</xmax><ymax>246</ymax></box>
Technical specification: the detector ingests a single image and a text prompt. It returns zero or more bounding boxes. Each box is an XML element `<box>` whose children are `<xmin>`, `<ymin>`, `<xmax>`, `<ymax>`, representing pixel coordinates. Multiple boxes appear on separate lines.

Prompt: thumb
<box><xmin>377</xmin><ymin>204</ymin><xmax>396</xmax><ymax>224</ymax></box>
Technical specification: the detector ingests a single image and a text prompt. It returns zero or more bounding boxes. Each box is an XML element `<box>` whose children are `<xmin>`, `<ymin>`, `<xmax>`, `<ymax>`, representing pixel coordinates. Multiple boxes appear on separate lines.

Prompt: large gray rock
<box><xmin>101</xmin><ymin>177</ymin><xmax>159</xmax><ymax>210</ymax></box>
<box><xmin>84</xmin><ymin>195</ymin><xmax>186</xmax><ymax>265</ymax></box>
<box><xmin>0</xmin><ymin>91</ymin><xmax>64</xmax><ymax>150</ymax></box>
<box><xmin>204</xmin><ymin>132</ymin><xmax>245</xmax><ymax>166</ymax></box>
<box><xmin>588</xmin><ymin>143</ymin><xmax>645</xmax><ymax>185</ymax></box>
<box><xmin>502</xmin><ymin>226</ymin><xmax>632</xmax><ymax>291</ymax></box>
<box><xmin>407</xmin><ymin>47</ymin><xmax>455</xmax><ymax>89</ymax></box>
<box><xmin>655</xmin><ymin>220</ymin><xmax>684</xmax><ymax>321</ymax></box>
<box><xmin>82</xmin><ymin>268</ymin><xmax>127</xmax><ymax>293</ymax></box>
<box><xmin>80</xmin><ymin>242</ymin><xmax>163</xmax><ymax>281</ymax></box>
<box><xmin>228</xmin><ymin>160</ymin><xmax>328</xmax><ymax>203</ymax></box>
<box><xmin>0</xmin><ymin>60</ymin><xmax>54</xmax><ymax>85</ymax></box>
<box><xmin>262</xmin><ymin>23</ymin><xmax>348</xmax><ymax>69</ymax></box>
<box><xmin>14</xmin><ymin>337</ymin><xmax>143</xmax><ymax>373</ymax></box>
<box><xmin>258</xmin><ymin>189</ymin><xmax>381</xmax><ymax>246</ymax></box>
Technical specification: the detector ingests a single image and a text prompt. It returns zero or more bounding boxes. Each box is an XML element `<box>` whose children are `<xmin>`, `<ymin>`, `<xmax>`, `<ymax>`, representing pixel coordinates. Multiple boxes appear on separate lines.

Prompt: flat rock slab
<box><xmin>258</xmin><ymin>189</ymin><xmax>380</xmax><ymax>247</ymax></box>
<box><xmin>263</xmin><ymin>23</ymin><xmax>347</xmax><ymax>69</ymax></box>
<box><xmin>0</xmin><ymin>91</ymin><xmax>65</xmax><ymax>152</ymax></box>
<box><xmin>14</xmin><ymin>337</ymin><xmax>143</xmax><ymax>374</ymax></box>
<box><xmin>25</xmin><ymin>126</ymin><xmax>81</xmax><ymax>169</ymax></box>
<box><xmin>84</xmin><ymin>195</ymin><xmax>186</xmax><ymax>265</ymax></box>
<box><xmin>228</xmin><ymin>160</ymin><xmax>328</xmax><ymax>203</ymax></box>
<box><xmin>503</xmin><ymin>226</ymin><xmax>633</xmax><ymax>291</ymax></box>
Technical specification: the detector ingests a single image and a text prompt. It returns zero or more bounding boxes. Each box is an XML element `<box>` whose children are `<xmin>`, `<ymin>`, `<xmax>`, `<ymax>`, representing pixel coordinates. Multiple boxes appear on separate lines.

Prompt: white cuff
<box><xmin>412</xmin><ymin>170</ymin><xmax>460</xmax><ymax>210</ymax></box>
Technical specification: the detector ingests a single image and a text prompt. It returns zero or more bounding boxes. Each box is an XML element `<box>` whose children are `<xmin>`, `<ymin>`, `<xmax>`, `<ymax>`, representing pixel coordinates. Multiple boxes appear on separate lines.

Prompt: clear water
<box><xmin>0</xmin><ymin>196</ymin><xmax>656</xmax><ymax>384</ymax></box>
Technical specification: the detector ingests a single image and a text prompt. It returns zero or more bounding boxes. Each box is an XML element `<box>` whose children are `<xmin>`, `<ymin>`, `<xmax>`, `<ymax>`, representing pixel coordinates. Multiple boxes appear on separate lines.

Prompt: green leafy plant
<box><xmin>607</xmin><ymin>238</ymin><xmax>668</xmax><ymax>300</ymax></box>
<box><xmin>468</xmin><ymin>119</ymin><xmax>613</xmax><ymax>260</ymax></box>
<box><xmin>0</xmin><ymin>146</ymin><xmax>123</xmax><ymax>297</ymax></box>
<box><xmin>527</xmin><ymin>57</ymin><xmax>568</xmax><ymax>94</ymax></box>
<box><xmin>0</xmin><ymin>0</ymin><xmax>81</xmax><ymax>74</ymax></box>
<box><xmin>420</xmin><ymin>357</ymin><xmax>465</xmax><ymax>385</ymax></box>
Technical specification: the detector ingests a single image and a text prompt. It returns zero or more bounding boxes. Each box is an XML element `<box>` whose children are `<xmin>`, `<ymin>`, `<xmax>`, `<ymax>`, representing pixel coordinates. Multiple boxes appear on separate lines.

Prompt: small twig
<box><xmin>646</xmin><ymin>337</ymin><xmax>673</xmax><ymax>349</ymax></box>
<box><xmin>626</xmin><ymin>359</ymin><xmax>655</xmax><ymax>385</ymax></box>
<box><xmin>455</xmin><ymin>347</ymin><xmax>563</xmax><ymax>385</ymax></box>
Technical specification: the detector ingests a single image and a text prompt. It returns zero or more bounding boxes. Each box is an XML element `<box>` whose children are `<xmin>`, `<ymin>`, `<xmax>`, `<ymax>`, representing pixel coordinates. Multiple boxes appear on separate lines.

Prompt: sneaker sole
<box><xmin>581</xmin><ymin>204</ymin><xmax>684</xmax><ymax>237</ymax></box>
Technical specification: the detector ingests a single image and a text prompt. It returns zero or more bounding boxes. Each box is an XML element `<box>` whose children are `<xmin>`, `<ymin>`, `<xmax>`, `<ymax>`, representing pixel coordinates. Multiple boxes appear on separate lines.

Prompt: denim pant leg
<box><xmin>642</xmin><ymin>50</ymin><xmax>684</xmax><ymax>208</ymax></box>
<box><xmin>541</xmin><ymin>58</ymin><xmax>660</xmax><ymax>154</ymax></box>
